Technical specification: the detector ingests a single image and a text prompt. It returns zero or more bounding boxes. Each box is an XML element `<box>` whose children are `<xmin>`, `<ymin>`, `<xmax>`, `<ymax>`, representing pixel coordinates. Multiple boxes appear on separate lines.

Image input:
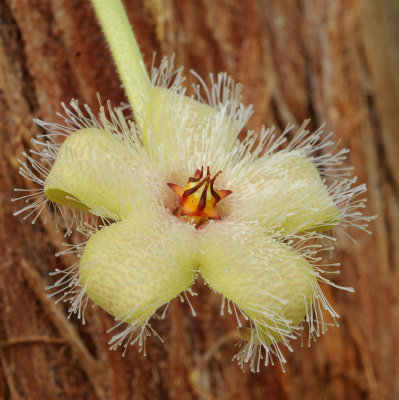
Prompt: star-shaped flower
<box><xmin>15</xmin><ymin>57</ymin><xmax>372</xmax><ymax>371</ymax></box>
<box><xmin>14</xmin><ymin>0</ymin><xmax>373</xmax><ymax>372</ymax></box>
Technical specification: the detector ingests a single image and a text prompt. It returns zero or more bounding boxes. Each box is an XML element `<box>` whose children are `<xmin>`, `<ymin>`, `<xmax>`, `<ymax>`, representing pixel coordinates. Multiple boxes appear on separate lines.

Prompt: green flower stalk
<box><xmin>14</xmin><ymin>0</ymin><xmax>373</xmax><ymax>372</ymax></box>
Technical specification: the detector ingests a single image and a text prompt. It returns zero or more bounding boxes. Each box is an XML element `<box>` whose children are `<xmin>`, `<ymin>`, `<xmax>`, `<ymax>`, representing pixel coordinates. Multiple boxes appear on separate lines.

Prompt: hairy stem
<box><xmin>90</xmin><ymin>0</ymin><xmax>150</xmax><ymax>130</ymax></box>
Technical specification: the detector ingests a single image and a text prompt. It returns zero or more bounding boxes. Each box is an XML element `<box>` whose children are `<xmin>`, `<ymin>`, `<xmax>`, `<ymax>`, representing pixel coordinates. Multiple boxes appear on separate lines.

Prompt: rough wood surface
<box><xmin>1</xmin><ymin>0</ymin><xmax>398</xmax><ymax>399</ymax></box>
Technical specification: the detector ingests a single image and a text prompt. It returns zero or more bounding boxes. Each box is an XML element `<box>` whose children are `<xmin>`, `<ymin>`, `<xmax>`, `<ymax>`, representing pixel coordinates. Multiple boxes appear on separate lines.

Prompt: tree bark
<box><xmin>1</xmin><ymin>0</ymin><xmax>398</xmax><ymax>399</ymax></box>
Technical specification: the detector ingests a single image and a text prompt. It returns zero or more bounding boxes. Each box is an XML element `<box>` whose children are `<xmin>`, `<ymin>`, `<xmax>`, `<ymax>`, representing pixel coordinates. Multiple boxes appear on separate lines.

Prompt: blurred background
<box><xmin>1</xmin><ymin>0</ymin><xmax>398</xmax><ymax>399</ymax></box>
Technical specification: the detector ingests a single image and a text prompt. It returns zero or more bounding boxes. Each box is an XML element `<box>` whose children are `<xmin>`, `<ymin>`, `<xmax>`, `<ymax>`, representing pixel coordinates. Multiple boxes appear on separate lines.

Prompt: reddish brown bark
<box><xmin>1</xmin><ymin>0</ymin><xmax>398</xmax><ymax>399</ymax></box>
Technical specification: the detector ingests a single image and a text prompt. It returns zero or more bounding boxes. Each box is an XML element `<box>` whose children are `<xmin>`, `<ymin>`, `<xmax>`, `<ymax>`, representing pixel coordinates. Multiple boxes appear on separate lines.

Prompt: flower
<box><xmin>14</xmin><ymin>56</ymin><xmax>373</xmax><ymax>371</ymax></box>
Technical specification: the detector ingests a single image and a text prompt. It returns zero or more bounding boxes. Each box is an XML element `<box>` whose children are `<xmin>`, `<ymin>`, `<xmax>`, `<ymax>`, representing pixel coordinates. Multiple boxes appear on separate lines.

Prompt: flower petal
<box><xmin>199</xmin><ymin>221</ymin><xmax>316</xmax><ymax>345</ymax></box>
<box><xmin>143</xmin><ymin>86</ymin><xmax>236</xmax><ymax>162</ymax></box>
<box><xmin>143</xmin><ymin>59</ymin><xmax>252</xmax><ymax>167</ymax></box>
<box><xmin>45</xmin><ymin>128</ymin><xmax>138</xmax><ymax>219</ymax></box>
<box><xmin>226</xmin><ymin>151</ymin><xmax>340</xmax><ymax>233</ymax></box>
<box><xmin>79</xmin><ymin>206</ymin><xmax>198</xmax><ymax>325</ymax></box>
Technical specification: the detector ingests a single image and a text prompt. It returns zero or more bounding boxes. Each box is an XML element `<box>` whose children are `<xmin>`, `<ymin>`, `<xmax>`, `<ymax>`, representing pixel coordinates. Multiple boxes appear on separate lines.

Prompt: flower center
<box><xmin>167</xmin><ymin>167</ymin><xmax>232</xmax><ymax>227</ymax></box>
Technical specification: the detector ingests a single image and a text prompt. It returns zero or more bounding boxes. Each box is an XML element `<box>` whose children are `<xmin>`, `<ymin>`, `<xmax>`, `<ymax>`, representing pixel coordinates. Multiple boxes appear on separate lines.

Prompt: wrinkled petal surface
<box><xmin>79</xmin><ymin>206</ymin><xmax>198</xmax><ymax>324</ymax></box>
<box><xmin>199</xmin><ymin>221</ymin><xmax>316</xmax><ymax>343</ymax></box>
<box><xmin>45</xmin><ymin>128</ymin><xmax>138</xmax><ymax>219</ymax></box>
<box><xmin>224</xmin><ymin>151</ymin><xmax>340</xmax><ymax>234</ymax></box>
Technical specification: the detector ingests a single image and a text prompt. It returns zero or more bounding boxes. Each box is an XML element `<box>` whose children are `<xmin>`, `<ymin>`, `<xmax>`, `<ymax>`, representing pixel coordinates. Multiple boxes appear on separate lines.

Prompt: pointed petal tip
<box><xmin>218</xmin><ymin>189</ymin><xmax>233</xmax><ymax>200</ymax></box>
<box><xmin>167</xmin><ymin>182</ymin><xmax>184</xmax><ymax>197</ymax></box>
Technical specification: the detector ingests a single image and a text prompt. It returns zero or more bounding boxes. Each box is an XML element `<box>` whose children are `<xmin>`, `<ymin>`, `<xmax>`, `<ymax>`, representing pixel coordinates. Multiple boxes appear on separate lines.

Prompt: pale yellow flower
<box><xmin>15</xmin><ymin>57</ymin><xmax>372</xmax><ymax>371</ymax></box>
<box><xmin>14</xmin><ymin>0</ymin><xmax>373</xmax><ymax>372</ymax></box>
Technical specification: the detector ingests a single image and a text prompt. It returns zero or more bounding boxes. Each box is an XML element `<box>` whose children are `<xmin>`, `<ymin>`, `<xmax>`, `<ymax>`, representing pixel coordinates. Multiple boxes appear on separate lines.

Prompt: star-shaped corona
<box><xmin>14</xmin><ymin>58</ymin><xmax>373</xmax><ymax>370</ymax></box>
<box><xmin>167</xmin><ymin>166</ymin><xmax>232</xmax><ymax>227</ymax></box>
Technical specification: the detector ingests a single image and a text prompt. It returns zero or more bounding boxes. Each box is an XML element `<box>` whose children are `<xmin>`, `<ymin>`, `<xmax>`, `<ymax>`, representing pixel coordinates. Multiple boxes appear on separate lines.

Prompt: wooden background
<box><xmin>1</xmin><ymin>0</ymin><xmax>398</xmax><ymax>399</ymax></box>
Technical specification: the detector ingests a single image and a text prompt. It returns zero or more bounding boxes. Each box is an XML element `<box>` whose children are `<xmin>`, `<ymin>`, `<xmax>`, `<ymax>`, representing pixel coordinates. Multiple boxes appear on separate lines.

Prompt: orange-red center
<box><xmin>167</xmin><ymin>167</ymin><xmax>232</xmax><ymax>227</ymax></box>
